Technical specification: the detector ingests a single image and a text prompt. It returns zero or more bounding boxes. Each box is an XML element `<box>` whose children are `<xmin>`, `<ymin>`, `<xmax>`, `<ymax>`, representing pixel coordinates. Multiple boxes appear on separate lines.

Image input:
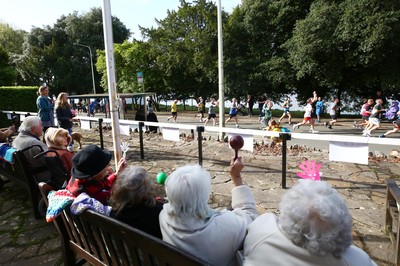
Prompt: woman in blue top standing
<box><xmin>36</xmin><ymin>85</ymin><xmax>55</xmax><ymax>135</ymax></box>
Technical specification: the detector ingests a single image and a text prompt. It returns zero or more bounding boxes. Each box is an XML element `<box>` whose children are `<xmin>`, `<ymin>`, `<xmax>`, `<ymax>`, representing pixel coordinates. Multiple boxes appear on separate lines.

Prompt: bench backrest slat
<box><xmin>38</xmin><ymin>182</ymin><xmax>210</xmax><ymax>266</ymax></box>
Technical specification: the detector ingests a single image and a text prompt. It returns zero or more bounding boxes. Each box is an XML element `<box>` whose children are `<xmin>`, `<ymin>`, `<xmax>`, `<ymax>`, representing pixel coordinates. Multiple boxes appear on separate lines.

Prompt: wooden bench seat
<box><xmin>0</xmin><ymin>145</ymin><xmax>45</xmax><ymax>219</ymax></box>
<box><xmin>385</xmin><ymin>179</ymin><xmax>400</xmax><ymax>265</ymax></box>
<box><xmin>38</xmin><ymin>183</ymin><xmax>211</xmax><ymax>266</ymax></box>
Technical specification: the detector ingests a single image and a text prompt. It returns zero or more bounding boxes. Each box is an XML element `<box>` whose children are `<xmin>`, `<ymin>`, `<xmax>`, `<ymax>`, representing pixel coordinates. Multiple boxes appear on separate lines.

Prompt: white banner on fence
<box><xmin>129</xmin><ymin>124</ymin><xmax>139</xmax><ymax>131</ymax></box>
<box><xmin>119</xmin><ymin>125</ymin><xmax>130</xmax><ymax>136</ymax></box>
<box><xmin>7</xmin><ymin>113</ymin><xmax>11</xmax><ymax>120</ymax></box>
<box><xmin>162</xmin><ymin>127</ymin><xmax>180</xmax><ymax>142</ymax></box>
<box><xmin>228</xmin><ymin>133</ymin><xmax>254</xmax><ymax>153</ymax></box>
<box><xmin>81</xmin><ymin>120</ymin><xmax>91</xmax><ymax>130</ymax></box>
<box><xmin>329</xmin><ymin>141</ymin><xmax>368</xmax><ymax>165</ymax></box>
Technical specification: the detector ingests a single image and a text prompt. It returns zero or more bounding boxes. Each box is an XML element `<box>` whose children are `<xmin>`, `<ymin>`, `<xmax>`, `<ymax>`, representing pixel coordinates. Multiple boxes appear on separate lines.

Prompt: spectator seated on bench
<box><xmin>39</xmin><ymin>182</ymin><xmax>210</xmax><ymax>266</ymax></box>
<box><xmin>44</xmin><ymin>127</ymin><xmax>74</xmax><ymax>175</ymax></box>
<box><xmin>12</xmin><ymin>116</ymin><xmax>51</xmax><ymax>183</ymax></box>
<box><xmin>160</xmin><ymin>156</ymin><xmax>258</xmax><ymax>266</ymax></box>
<box><xmin>66</xmin><ymin>145</ymin><xmax>126</xmax><ymax>205</ymax></box>
<box><xmin>109</xmin><ymin>166</ymin><xmax>165</xmax><ymax>239</ymax></box>
<box><xmin>243</xmin><ymin>180</ymin><xmax>377</xmax><ymax>266</ymax></box>
<box><xmin>34</xmin><ymin>149</ymin><xmax>70</xmax><ymax>190</ymax></box>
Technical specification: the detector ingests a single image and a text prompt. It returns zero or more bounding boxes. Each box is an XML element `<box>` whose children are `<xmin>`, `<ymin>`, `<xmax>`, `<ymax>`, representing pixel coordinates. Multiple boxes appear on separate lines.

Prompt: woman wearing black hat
<box><xmin>66</xmin><ymin>145</ymin><xmax>126</xmax><ymax>205</ymax></box>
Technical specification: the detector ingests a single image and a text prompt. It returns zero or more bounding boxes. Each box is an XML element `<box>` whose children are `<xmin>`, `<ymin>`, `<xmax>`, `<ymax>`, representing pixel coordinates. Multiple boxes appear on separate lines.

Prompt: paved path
<box><xmin>0</xmin><ymin>113</ymin><xmax>399</xmax><ymax>265</ymax></box>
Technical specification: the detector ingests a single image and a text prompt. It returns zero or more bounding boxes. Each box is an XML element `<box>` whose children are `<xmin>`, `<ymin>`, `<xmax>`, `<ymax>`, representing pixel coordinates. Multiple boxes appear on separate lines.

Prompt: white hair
<box><xmin>278</xmin><ymin>180</ymin><xmax>352</xmax><ymax>258</ymax></box>
<box><xmin>164</xmin><ymin>164</ymin><xmax>212</xmax><ymax>219</ymax></box>
<box><xmin>19</xmin><ymin>116</ymin><xmax>41</xmax><ymax>133</ymax></box>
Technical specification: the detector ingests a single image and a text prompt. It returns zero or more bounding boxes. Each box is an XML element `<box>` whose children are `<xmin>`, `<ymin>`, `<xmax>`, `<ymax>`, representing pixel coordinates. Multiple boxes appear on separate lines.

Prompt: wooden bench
<box><xmin>38</xmin><ymin>183</ymin><xmax>211</xmax><ymax>266</ymax></box>
<box><xmin>384</xmin><ymin>179</ymin><xmax>400</xmax><ymax>265</ymax></box>
<box><xmin>0</xmin><ymin>145</ymin><xmax>45</xmax><ymax>219</ymax></box>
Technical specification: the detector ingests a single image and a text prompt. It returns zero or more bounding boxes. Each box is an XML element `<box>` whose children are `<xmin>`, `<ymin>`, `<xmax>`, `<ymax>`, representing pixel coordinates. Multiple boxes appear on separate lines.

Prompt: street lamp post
<box><xmin>74</xmin><ymin>43</ymin><xmax>96</xmax><ymax>94</ymax></box>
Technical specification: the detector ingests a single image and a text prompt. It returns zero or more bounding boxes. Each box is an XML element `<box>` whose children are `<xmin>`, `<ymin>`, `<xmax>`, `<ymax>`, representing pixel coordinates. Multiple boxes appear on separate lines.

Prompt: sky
<box><xmin>0</xmin><ymin>0</ymin><xmax>241</xmax><ymax>40</ymax></box>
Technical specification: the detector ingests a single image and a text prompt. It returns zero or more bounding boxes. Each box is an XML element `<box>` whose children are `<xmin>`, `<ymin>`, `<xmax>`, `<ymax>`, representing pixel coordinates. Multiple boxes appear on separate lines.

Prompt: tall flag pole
<box><xmin>102</xmin><ymin>0</ymin><xmax>122</xmax><ymax>164</ymax></box>
<box><xmin>217</xmin><ymin>0</ymin><xmax>225</xmax><ymax>139</ymax></box>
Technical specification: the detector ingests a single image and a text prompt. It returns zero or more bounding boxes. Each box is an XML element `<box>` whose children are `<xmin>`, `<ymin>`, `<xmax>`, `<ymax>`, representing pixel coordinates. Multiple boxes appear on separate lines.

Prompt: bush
<box><xmin>0</xmin><ymin>86</ymin><xmax>38</xmax><ymax>127</ymax></box>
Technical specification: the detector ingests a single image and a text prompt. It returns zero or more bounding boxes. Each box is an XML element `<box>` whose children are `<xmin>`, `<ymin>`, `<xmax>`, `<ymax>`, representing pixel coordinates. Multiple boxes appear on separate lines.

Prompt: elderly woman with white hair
<box><xmin>243</xmin><ymin>180</ymin><xmax>377</xmax><ymax>266</ymax></box>
<box><xmin>159</xmin><ymin>157</ymin><xmax>258</xmax><ymax>266</ymax></box>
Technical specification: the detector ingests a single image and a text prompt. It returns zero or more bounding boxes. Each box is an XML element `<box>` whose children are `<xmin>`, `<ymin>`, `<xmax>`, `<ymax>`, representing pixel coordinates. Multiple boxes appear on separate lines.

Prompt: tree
<box><xmin>140</xmin><ymin>0</ymin><xmax>220</xmax><ymax>100</ymax></box>
<box><xmin>97</xmin><ymin>40</ymin><xmax>165</xmax><ymax>95</ymax></box>
<box><xmin>16</xmin><ymin>8</ymin><xmax>130</xmax><ymax>94</ymax></box>
<box><xmin>0</xmin><ymin>23</ymin><xmax>27</xmax><ymax>85</ymax></box>
<box><xmin>0</xmin><ymin>48</ymin><xmax>17</xmax><ymax>85</ymax></box>
<box><xmin>285</xmin><ymin>0</ymin><xmax>400</xmax><ymax>105</ymax></box>
<box><xmin>225</xmin><ymin>0</ymin><xmax>313</xmax><ymax>101</ymax></box>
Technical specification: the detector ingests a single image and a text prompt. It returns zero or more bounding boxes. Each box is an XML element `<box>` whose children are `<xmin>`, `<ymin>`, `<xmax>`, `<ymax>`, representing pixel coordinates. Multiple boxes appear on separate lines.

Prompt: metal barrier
<box><xmin>3</xmin><ymin>110</ymin><xmax>400</xmax><ymax>189</ymax></box>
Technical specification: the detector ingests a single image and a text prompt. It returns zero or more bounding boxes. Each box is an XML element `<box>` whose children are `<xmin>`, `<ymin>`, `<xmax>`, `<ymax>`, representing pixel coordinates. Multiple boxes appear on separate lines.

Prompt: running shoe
<box><xmin>379</xmin><ymin>135</ymin><xmax>385</xmax><ymax>138</ymax></box>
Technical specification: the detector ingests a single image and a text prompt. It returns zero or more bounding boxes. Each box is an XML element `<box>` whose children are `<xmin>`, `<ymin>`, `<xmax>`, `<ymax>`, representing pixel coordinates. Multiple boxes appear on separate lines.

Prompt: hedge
<box><xmin>0</xmin><ymin>86</ymin><xmax>38</xmax><ymax>127</ymax></box>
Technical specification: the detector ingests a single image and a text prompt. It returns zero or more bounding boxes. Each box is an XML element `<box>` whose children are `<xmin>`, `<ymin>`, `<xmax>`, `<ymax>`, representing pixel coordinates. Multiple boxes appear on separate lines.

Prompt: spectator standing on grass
<box><xmin>324</xmin><ymin>97</ymin><xmax>340</xmax><ymax>130</ymax></box>
<box><xmin>243</xmin><ymin>180</ymin><xmax>377</xmax><ymax>266</ymax></box>
<box><xmin>55</xmin><ymin>92</ymin><xmax>74</xmax><ymax>151</ymax></box>
<box><xmin>159</xmin><ymin>157</ymin><xmax>258</xmax><ymax>266</ymax></box>
<box><xmin>167</xmin><ymin>99</ymin><xmax>178</xmax><ymax>123</ymax></box>
<box><xmin>36</xmin><ymin>85</ymin><xmax>55</xmax><ymax>135</ymax></box>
